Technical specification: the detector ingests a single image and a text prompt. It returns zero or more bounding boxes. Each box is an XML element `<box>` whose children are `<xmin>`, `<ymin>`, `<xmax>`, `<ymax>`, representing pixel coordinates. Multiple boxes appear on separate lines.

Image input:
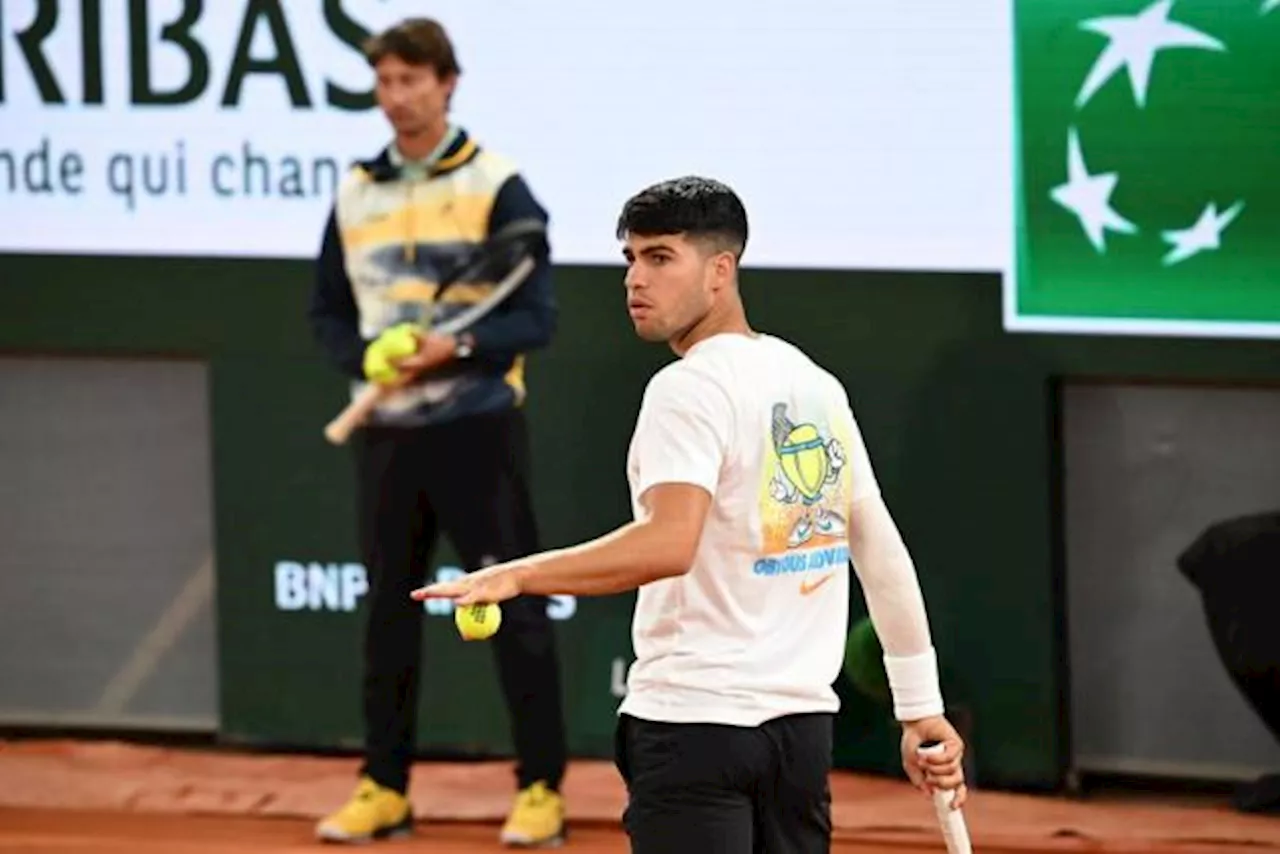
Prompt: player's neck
<box><xmin>670</xmin><ymin>304</ymin><xmax>753</xmax><ymax>357</ymax></box>
<box><xmin>395</xmin><ymin>121</ymin><xmax>448</xmax><ymax>162</ymax></box>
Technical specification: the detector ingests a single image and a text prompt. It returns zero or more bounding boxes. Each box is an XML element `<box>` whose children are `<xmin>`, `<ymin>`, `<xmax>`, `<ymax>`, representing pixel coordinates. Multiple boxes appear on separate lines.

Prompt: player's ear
<box><xmin>713</xmin><ymin>250</ymin><xmax>736</xmax><ymax>288</ymax></box>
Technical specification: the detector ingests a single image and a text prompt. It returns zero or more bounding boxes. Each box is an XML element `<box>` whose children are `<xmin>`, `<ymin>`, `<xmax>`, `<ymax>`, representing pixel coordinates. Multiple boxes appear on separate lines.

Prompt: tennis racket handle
<box><xmin>918</xmin><ymin>742</ymin><xmax>972</xmax><ymax>854</ymax></box>
<box><xmin>323</xmin><ymin>383</ymin><xmax>388</xmax><ymax>445</ymax></box>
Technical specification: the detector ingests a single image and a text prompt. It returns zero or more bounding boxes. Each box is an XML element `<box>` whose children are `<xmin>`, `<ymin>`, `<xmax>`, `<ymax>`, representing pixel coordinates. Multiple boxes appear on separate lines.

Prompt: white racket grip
<box><xmin>918</xmin><ymin>742</ymin><xmax>972</xmax><ymax>854</ymax></box>
<box><xmin>323</xmin><ymin>383</ymin><xmax>388</xmax><ymax>445</ymax></box>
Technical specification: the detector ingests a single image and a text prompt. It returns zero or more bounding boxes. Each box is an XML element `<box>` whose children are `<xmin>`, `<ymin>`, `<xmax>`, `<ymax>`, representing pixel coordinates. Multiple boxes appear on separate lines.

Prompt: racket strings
<box><xmin>420</xmin><ymin>208</ymin><xmax>547</xmax><ymax>331</ymax></box>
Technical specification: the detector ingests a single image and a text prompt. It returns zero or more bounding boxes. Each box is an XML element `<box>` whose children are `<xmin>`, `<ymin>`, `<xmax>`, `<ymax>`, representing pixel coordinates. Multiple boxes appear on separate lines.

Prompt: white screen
<box><xmin>0</xmin><ymin>0</ymin><xmax>1013</xmax><ymax>271</ymax></box>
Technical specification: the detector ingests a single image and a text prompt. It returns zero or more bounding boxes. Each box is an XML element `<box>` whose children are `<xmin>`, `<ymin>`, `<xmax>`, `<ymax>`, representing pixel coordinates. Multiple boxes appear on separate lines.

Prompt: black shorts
<box><xmin>614</xmin><ymin>712</ymin><xmax>833</xmax><ymax>854</ymax></box>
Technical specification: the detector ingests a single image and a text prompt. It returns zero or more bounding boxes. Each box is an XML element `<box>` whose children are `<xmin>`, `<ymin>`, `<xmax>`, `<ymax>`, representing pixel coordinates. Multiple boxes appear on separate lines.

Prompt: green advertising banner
<box><xmin>1008</xmin><ymin>0</ymin><xmax>1280</xmax><ymax>338</ymax></box>
<box><xmin>210</xmin><ymin>339</ymin><xmax>653</xmax><ymax>761</ymax></box>
<box><xmin>1</xmin><ymin>251</ymin><xmax>1085</xmax><ymax>789</ymax></box>
<box><xmin>233</xmin><ymin>550</ymin><xmax>637</xmax><ymax>759</ymax></box>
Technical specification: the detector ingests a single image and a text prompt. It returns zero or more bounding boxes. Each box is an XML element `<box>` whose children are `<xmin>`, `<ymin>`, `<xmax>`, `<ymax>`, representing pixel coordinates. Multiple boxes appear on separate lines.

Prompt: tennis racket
<box><xmin>322</xmin><ymin>217</ymin><xmax>546</xmax><ymax>446</ymax></box>
<box><xmin>918</xmin><ymin>741</ymin><xmax>973</xmax><ymax>854</ymax></box>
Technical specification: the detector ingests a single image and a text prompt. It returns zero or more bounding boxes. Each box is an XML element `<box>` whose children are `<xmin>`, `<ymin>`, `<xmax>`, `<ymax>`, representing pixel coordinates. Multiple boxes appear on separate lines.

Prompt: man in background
<box><xmin>307</xmin><ymin>17</ymin><xmax>568</xmax><ymax>847</ymax></box>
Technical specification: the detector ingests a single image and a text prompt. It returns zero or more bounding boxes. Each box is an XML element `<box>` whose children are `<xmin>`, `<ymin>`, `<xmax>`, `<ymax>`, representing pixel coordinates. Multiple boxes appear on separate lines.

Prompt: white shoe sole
<box><xmin>499</xmin><ymin>830</ymin><xmax>566</xmax><ymax>849</ymax></box>
<box><xmin>316</xmin><ymin>820</ymin><xmax>413</xmax><ymax>844</ymax></box>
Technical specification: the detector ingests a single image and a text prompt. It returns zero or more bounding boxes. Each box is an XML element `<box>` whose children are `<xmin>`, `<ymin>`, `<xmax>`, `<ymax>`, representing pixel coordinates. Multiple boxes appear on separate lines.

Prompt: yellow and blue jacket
<box><xmin>308</xmin><ymin>127</ymin><xmax>557</xmax><ymax>427</ymax></box>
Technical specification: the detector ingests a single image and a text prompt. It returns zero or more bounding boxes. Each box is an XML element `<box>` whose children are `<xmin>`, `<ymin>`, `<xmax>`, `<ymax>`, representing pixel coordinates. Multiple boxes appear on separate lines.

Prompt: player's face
<box><xmin>374</xmin><ymin>55</ymin><xmax>454</xmax><ymax>138</ymax></box>
<box><xmin>621</xmin><ymin>233</ymin><xmax>718</xmax><ymax>343</ymax></box>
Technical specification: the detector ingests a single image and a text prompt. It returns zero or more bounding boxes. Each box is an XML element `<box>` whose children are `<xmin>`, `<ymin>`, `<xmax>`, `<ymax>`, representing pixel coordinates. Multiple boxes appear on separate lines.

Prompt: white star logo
<box><xmin>1050</xmin><ymin>128</ymin><xmax>1138</xmax><ymax>253</ymax></box>
<box><xmin>1263</xmin><ymin>0</ymin><xmax>1280</xmax><ymax>15</ymax></box>
<box><xmin>1161</xmin><ymin>201</ymin><xmax>1244</xmax><ymax>266</ymax></box>
<box><xmin>1076</xmin><ymin>0</ymin><xmax>1225</xmax><ymax>109</ymax></box>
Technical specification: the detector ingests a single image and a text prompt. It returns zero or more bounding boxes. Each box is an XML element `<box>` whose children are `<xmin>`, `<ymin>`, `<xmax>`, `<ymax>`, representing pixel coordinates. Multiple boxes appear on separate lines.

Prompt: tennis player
<box><xmin>413</xmin><ymin>175</ymin><xmax>967</xmax><ymax>852</ymax></box>
<box><xmin>308</xmin><ymin>17</ymin><xmax>568</xmax><ymax>846</ymax></box>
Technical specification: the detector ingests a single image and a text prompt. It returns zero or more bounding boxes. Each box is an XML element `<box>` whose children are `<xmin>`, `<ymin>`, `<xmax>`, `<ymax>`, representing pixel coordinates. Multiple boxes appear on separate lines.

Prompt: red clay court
<box><xmin>1</xmin><ymin>738</ymin><xmax>1277</xmax><ymax>853</ymax></box>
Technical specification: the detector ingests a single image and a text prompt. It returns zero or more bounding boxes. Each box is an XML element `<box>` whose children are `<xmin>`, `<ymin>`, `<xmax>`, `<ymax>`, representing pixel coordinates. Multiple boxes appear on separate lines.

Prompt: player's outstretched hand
<box><xmin>410</xmin><ymin>562</ymin><xmax>524</xmax><ymax>606</ymax></box>
<box><xmin>900</xmin><ymin>715</ymin><xmax>968</xmax><ymax>808</ymax></box>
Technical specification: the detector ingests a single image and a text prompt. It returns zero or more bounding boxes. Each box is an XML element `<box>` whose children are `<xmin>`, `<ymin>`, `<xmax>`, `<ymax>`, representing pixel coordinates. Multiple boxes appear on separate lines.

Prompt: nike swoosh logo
<box><xmin>799</xmin><ymin>573</ymin><xmax>835</xmax><ymax>596</ymax></box>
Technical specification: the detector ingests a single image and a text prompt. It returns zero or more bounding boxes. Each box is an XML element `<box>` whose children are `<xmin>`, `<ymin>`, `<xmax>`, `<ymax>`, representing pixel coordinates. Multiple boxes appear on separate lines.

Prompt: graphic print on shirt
<box><xmin>755</xmin><ymin>402</ymin><xmax>852</xmax><ymax>587</ymax></box>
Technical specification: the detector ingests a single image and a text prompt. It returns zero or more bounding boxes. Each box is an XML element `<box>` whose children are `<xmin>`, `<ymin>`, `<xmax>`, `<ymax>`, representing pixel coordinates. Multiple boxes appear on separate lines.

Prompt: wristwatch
<box><xmin>454</xmin><ymin>332</ymin><xmax>476</xmax><ymax>359</ymax></box>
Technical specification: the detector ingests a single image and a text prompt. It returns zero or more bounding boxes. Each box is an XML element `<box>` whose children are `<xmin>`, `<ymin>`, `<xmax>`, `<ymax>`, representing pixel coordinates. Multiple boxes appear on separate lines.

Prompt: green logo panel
<box><xmin>1009</xmin><ymin>0</ymin><xmax>1280</xmax><ymax>337</ymax></box>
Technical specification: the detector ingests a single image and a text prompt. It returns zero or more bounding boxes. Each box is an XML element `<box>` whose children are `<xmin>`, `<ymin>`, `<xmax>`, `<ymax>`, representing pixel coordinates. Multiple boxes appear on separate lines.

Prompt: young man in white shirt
<box><xmin>413</xmin><ymin>176</ymin><xmax>967</xmax><ymax>852</ymax></box>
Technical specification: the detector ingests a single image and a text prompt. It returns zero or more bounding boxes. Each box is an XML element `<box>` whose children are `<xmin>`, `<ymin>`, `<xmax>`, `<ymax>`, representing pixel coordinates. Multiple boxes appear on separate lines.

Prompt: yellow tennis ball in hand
<box><xmin>454</xmin><ymin>602</ymin><xmax>502</xmax><ymax>641</ymax></box>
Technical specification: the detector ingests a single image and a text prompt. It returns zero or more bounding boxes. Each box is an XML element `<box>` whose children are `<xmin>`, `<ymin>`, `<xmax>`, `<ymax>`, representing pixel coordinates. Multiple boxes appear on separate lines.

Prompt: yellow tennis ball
<box><xmin>454</xmin><ymin>602</ymin><xmax>502</xmax><ymax>641</ymax></box>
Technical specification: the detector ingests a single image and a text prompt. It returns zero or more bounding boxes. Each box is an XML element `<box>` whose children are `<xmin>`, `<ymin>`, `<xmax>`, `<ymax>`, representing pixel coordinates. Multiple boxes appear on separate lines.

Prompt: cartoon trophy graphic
<box><xmin>769</xmin><ymin>403</ymin><xmax>848</xmax><ymax>548</ymax></box>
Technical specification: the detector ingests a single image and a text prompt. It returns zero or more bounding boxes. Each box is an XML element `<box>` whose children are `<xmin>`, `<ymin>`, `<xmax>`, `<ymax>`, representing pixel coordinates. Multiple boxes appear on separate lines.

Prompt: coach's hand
<box><xmin>363</xmin><ymin>323</ymin><xmax>422</xmax><ymax>385</ymax></box>
<box><xmin>901</xmin><ymin>715</ymin><xmax>968</xmax><ymax>808</ymax></box>
<box><xmin>363</xmin><ymin>325</ymin><xmax>457</xmax><ymax>388</ymax></box>
<box><xmin>395</xmin><ymin>331</ymin><xmax>457</xmax><ymax>374</ymax></box>
<box><xmin>411</xmin><ymin>561</ymin><xmax>524</xmax><ymax>606</ymax></box>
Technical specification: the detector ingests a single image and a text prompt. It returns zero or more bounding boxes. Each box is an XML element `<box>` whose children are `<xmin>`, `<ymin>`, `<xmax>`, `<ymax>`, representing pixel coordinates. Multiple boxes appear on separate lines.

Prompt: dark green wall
<box><xmin>4</xmin><ymin>251</ymin><xmax>1277</xmax><ymax>792</ymax></box>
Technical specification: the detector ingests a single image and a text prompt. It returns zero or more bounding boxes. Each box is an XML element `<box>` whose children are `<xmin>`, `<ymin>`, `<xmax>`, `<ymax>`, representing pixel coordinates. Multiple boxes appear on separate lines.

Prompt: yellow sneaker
<box><xmin>315</xmin><ymin>775</ymin><xmax>413</xmax><ymax>843</ymax></box>
<box><xmin>499</xmin><ymin>781</ymin><xmax>566</xmax><ymax>848</ymax></box>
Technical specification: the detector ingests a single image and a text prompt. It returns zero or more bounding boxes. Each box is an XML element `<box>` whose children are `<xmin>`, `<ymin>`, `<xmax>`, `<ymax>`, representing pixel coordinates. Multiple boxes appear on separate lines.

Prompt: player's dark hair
<box><xmin>363</xmin><ymin>18</ymin><xmax>462</xmax><ymax>79</ymax></box>
<box><xmin>616</xmin><ymin>176</ymin><xmax>749</xmax><ymax>259</ymax></box>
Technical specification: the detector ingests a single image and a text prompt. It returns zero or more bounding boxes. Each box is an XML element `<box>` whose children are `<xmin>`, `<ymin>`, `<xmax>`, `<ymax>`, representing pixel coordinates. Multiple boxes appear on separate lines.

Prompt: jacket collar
<box><xmin>357</xmin><ymin>125</ymin><xmax>480</xmax><ymax>183</ymax></box>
